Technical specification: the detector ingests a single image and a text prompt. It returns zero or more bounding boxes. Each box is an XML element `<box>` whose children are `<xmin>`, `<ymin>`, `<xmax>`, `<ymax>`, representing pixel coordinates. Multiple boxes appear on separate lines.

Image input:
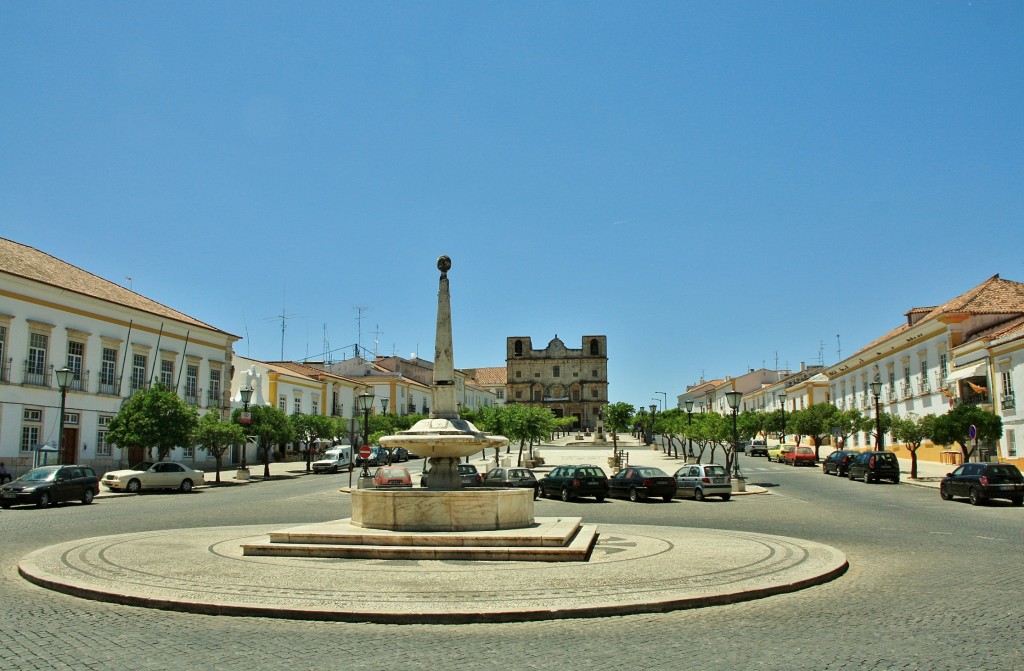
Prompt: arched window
<box><xmin>589</xmin><ymin>339</ymin><xmax>599</xmax><ymax>355</ymax></box>
<box><xmin>514</xmin><ymin>340</ymin><xmax>523</xmax><ymax>356</ymax></box>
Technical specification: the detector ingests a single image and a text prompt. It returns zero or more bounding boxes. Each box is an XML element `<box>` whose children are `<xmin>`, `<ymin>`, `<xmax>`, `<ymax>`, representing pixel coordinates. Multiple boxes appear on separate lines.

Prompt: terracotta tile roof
<box><xmin>467</xmin><ymin>367</ymin><xmax>507</xmax><ymax>386</ymax></box>
<box><xmin>0</xmin><ymin>236</ymin><xmax>236</xmax><ymax>337</ymax></box>
<box><xmin>270</xmin><ymin>361</ymin><xmax>363</xmax><ymax>385</ymax></box>
<box><xmin>919</xmin><ymin>274</ymin><xmax>1024</xmax><ymax>320</ymax></box>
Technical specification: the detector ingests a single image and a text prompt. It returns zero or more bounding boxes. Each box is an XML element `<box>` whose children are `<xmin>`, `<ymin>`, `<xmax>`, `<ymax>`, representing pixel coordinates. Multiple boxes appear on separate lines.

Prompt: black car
<box><xmin>940</xmin><ymin>462</ymin><xmax>1024</xmax><ymax>506</ymax></box>
<box><xmin>482</xmin><ymin>467</ymin><xmax>540</xmax><ymax>499</ymax></box>
<box><xmin>847</xmin><ymin>451</ymin><xmax>900</xmax><ymax>484</ymax></box>
<box><xmin>608</xmin><ymin>466</ymin><xmax>677</xmax><ymax>502</ymax></box>
<box><xmin>389</xmin><ymin>447</ymin><xmax>410</xmax><ymax>463</ymax></box>
<box><xmin>420</xmin><ymin>463</ymin><xmax>483</xmax><ymax>488</ymax></box>
<box><xmin>822</xmin><ymin>450</ymin><xmax>860</xmax><ymax>477</ymax></box>
<box><xmin>539</xmin><ymin>465</ymin><xmax>608</xmax><ymax>502</ymax></box>
<box><xmin>1</xmin><ymin>464</ymin><xmax>100</xmax><ymax>509</ymax></box>
<box><xmin>355</xmin><ymin>446</ymin><xmax>389</xmax><ymax>468</ymax></box>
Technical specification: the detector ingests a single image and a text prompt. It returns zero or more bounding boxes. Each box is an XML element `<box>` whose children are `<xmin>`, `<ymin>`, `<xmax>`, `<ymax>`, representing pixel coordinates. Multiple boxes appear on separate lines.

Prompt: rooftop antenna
<box><xmin>371</xmin><ymin>324</ymin><xmax>384</xmax><ymax>358</ymax></box>
<box><xmin>818</xmin><ymin>341</ymin><xmax>825</xmax><ymax>366</ymax></box>
<box><xmin>125</xmin><ymin>276</ymin><xmax>133</xmax><ymax>290</ymax></box>
<box><xmin>774</xmin><ymin>351</ymin><xmax>779</xmax><ymax>370</ymax></box>
<box><xmin>264</xmin><ymin>292</ymin><xmax>299</xmax><ymax>360</ymax></box>
<box><xmin>836</xmin><ymin>334</ymin><xmax>842</xmax><ymax>361</ymax></box>
<box><xmin>353</xmin><ymin>305</ymin><xmax>369</xmax><ymax>359</ymax></box>
<box><xmin>323</xmin><ymin>324</ymin><xmax>333</xmax><ymax>365</ymax></box>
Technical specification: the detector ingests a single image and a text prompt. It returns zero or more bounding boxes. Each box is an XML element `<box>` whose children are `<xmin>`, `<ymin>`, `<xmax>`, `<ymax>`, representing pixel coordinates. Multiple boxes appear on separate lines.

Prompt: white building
<box><xmin>0</xmin><ymin>237</ymin><xmax>239</xmax><ymax>476</ymax></box>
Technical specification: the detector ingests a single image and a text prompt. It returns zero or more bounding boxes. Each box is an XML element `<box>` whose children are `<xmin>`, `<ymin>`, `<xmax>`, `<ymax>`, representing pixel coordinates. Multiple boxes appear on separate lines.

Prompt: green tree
<box><xmin>107</xmin><ymin>383</ymin><xmax>199</xmax><ymax>462</ymax></box>
<box><xmin>231</xmin><ymin>404</ymin><xmax>294</xmax><ymax>478</ymax></box>
<box><xmin>789</xmin><ymin>403</ymin><xmax>839</xmax><ymax>459</ymax></box>
<box><xmin>858</xmin><ymin>410</ymin><xmax>896</xmax><ymax>451</ymax></box>
<box><xmin>194</xmin><ymin>411</ymin><xmax>245</xmax><ymax>483</ymax></box>
<box><xmin>291</xmin><ymin>413</ymin><xmax>338</xmax><ymax>472</ymax></box>
<box><xmin>891</xmin><ymin>413</ymin><xmax>934</xmax><ymax>479</ymax></box>
<box><xmin>830</xmin><ymin>408</ymin><xmax>864</xmax><ymax>449</ymax></box>
<box><xmin>603</xmin><ymin>402</ymin><xmax>635</xmax><ymax>456</ymax></box>
<box><xmin>928</xmin><ymin>403</ymin><xmax>1003</xmax><ymax>462</ymax></box>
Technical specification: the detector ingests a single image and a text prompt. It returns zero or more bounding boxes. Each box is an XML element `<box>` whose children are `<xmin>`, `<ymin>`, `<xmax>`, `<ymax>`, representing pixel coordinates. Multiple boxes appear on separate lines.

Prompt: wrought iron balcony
<box><xmin>1002</xmin><ymin>393</ymin><xmax>1016</xmax><ymax>411</ymax></box>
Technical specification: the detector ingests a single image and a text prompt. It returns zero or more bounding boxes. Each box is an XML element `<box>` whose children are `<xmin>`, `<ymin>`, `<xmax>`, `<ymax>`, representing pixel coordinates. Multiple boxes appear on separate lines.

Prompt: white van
<box><xmin>312</xmin><ymin>445</ymin><xmax>354</xmax><ymax>474</ymax></box>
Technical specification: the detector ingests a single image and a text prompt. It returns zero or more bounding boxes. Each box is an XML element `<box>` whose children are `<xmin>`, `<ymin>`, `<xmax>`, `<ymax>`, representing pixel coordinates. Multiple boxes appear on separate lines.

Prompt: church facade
<box><xmin>505</xmin><ymin>335</ymin><xmax>608</xmax><ymax>430</ymax></box>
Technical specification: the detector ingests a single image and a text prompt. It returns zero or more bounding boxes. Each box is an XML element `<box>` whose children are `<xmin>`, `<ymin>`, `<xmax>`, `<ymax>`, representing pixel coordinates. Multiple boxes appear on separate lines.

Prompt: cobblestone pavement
<box><xmin>2</xmin><ymin>447</ymin><xmax>1022</xmax><ymax>670</ymax></box>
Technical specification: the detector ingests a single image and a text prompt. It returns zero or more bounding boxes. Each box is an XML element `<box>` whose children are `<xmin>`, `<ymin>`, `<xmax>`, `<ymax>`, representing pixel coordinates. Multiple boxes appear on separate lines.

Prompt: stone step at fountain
<box><xmin>241</xmin><ymin>517</ymin><xmax>598</xmax><ymax>562</ymax></box>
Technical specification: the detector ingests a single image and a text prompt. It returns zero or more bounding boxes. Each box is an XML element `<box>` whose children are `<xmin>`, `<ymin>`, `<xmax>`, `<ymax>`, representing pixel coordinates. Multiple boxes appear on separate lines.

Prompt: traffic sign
<box><xmin>359</xmin><ymin>445</ymin><xmax>371</xmax><ymax>459</ymax></box>
<box><xmin>969</xmin><ymin>424</ymin><xmax>977</xmax><ymax>440</ymax></box>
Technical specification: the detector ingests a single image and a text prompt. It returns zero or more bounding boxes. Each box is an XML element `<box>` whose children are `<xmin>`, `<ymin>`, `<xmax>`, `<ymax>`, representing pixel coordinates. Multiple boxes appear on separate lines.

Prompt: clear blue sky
<box><xmin>3</xmin><ymin>2</ymin><xmax>1022</xmax><ymax>408</ymax></box>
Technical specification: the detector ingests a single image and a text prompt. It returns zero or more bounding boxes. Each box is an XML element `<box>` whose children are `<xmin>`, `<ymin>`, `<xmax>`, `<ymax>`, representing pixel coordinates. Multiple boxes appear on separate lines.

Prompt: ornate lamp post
<box><xmin>778</xmin><ymin>391</ymin><xmax>787</xmax><ymax>444</ymax></box>
<box><xmin>684</xmin><ymin>400</ymin><xmax>694</xmax><ymax>461</ymax></box>
<box><xmin>357</xmin><ymin>388</ymin><xmax>375</xmax><ymax>477</ymax></box>
<box><xmin>870</xmin><ymin>379</ymin><xmax>884</xmax><ymax>451</ymax></box>
<box><xmin>54</xmin><ymin>367</ymin><xmax>74</xmax><ymax>463</ymax></box>
<box><xmin>725</xmin><ymin>390</ymin><xmax>743</xmax><ymax>482</ymax></box>
<box><xmin>238</xmin><ymin>386</ymin><xmax>253</xmax><ymax>474</ymax></box>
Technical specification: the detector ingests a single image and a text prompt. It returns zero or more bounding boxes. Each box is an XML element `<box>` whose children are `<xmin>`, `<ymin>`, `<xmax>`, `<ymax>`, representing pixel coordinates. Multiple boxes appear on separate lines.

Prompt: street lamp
<box><xmin>778</xmin><ymin>391</ymin><xmax>787</xmax><ymax>444</ymax></box>
<box><xmin>725</xmin><ymin>390</ymin><xmax>743</xmax><ymax>482</ymax></box>
<box><xmin>357</xmin><ymin>388</ymin><xmax>375</xmax><ymax>477</ymax></box>
<box><xmin>238</xmin><ymin>386</ymin><xmax>253</xmax><ymax>470</ymax></box>
<box><xmin>684</xmin><ymin>400</ymin><xmax>694</xmax><ymax>461</ymax></box>
<box><xmin>380</xmin><ymin>398</ymin><xmax>389</xmax><ymax>414</ymax></box>
<box><xmin>870</xmin><ymin>379</ymin><xmax>884</xmax><ymax>451</ymax></box>
<box><xmin>54</xmin><ymin>367</ymin><xmax>73</xmax><ymax>463</ymax></box>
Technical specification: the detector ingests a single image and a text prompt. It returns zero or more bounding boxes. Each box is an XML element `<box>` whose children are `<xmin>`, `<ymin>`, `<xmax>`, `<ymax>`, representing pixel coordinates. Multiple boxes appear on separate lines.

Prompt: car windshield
<box><xmin>129</xmin><ymin>462</ymin><xmax>154</xmax><ymax>471</ymax></box>
<box><xmin>379</xmin><ymin>468</ymin><xmax>406</xmax><ymax>478</ymax></box>
<box><xmin>20</xmin><ymin>467</ymin><xmax>59</xmax><ymax>482</ymax></box>
<box><xmin>577</xmin><ymin>467</ymin><xmax>604</xmax><ymax>477</ymax></box>
<box><xmin>796</xmin><ymin>447</ymin><xmax>813</xmax><ymax>454</ymax></box>
<box><xmin>704</xmin><ymin>466</ymin><xmax>727</xmax><ymax>477</ymax></box>
<box><xmin>987</xmin><ymin>465</ymin><xmax>1022</xmax><ymax>478</ymax></box>
<box><xmin>636</xmin><ymin>467</ymin><xmax>667</xmax><ymax>477</ymax></box>
<box><xmin>876</xmin><ymin>453</ymin><xmax>897</xmax><ymax>465</ymax></box>
<box><xmin>508</xmin><ymin>469</ymin><xmax>531</xmax><ymax>478</ymax></box>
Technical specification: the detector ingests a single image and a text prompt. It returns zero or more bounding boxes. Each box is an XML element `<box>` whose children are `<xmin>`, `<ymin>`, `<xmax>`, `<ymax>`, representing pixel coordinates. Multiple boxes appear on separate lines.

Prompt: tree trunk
<box><xmin>909</xmin><ymin>446</ymin><xmax>919</xmax><ymax>479</ymax></box>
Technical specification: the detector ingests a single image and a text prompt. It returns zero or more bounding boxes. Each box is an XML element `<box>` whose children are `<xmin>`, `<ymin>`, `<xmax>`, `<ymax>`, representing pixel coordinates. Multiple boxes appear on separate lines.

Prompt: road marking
<box><xmin>975</xmin><ymin>536</ymin><xmax>1004</xmax><ymax>541</ymax></box>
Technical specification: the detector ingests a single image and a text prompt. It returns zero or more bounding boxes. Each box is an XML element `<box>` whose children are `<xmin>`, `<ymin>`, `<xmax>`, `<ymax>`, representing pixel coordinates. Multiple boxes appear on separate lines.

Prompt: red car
<box><xmin>372</xmin><ymin>466</ymin><xmax>412</xmax><ymax>488</ymax></box>
<box><xmin>785</xmin><ymin>446</ymin><xmax>817</xmax><ymax>467</ymax></box>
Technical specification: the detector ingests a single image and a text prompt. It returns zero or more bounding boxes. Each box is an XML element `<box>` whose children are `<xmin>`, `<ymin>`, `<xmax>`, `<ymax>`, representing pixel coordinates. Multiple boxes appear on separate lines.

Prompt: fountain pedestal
<box><xmin>351</xmin><ymin>488</ymin><xmax>533</xmax><ymax>532</ymax></box>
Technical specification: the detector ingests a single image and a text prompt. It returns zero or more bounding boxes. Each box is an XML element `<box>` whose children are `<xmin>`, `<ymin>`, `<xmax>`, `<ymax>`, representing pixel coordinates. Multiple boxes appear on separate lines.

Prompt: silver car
<box><xmin>672</xmin><ymin>463</ymin><xmax>732</xmax><ymax>501</ymax></box>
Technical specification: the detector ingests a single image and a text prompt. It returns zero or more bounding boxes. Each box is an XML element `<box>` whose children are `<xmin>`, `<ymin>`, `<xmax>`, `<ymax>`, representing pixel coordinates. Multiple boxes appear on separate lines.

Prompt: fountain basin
<box><xmin>379</xmin><ymin>418</ymin><xmax>507</xmax><ymax>460</ymax></box>
<box><xmin>351</xmin><ymin>488</ymin><xmax>534</xmax><ymax>532</ymax></box>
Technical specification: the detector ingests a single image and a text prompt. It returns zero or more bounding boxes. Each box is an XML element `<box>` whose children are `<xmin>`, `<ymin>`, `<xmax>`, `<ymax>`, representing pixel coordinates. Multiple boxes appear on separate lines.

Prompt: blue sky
<box><xmin>3</xmin><ymin>2</ymin><xmax>1022</xmax><ymax>408</ymax></box>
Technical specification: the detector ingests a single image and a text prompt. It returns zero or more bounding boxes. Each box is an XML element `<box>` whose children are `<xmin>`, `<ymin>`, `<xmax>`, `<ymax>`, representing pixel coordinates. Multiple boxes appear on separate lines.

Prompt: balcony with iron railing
<box><xmin>0</xmin><ymin>357</ymin><xmax>12</xmax><ymax>383</ymax></box>
<box><xmin>23</xmin><ymin>361</ymin><xmax>51</xmax><ymax>387</ymax></box>
<box><xmin>330</xmin><ymin>404</ymin><xmax>343</xmax><ymax>417</ymax></box>
<box><xmin>1002</xmin><ymin>393</ymin><xmax>1016</xmax><ymax>412</ymax></box>
<box><xmin>919</xmin><ymin>379</ymin><xmax>931</xmax><ymax>395</ymax></box>
<box><xmin>207</xmin><ymin>389</ymin><xmax>222</xmax><ymax>408</ymax></box>
<box><xmin>901</xmin><ymin>382</ymin><xmax>913</xmax><ymax>400</ymax></box>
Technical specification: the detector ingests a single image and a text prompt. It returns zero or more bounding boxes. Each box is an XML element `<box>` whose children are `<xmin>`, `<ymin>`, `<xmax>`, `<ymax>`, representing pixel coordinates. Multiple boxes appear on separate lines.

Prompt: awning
<box><xmin>946</xmin><ymin>361</ymin><xmax>987</xmax><ymax>383</ymax></box>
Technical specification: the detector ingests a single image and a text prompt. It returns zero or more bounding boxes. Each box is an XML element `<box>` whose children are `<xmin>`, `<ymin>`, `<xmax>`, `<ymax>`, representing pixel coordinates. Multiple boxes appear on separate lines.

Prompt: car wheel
<box><xmin>892</xmin><ymin>477</ymin><xmax>900</xmax><ymax>485</ymax></box>
<box><xmin>863</xmin><ymin>472</ymin><xmax>871</xmax><ymax>484</ymax></box>
<box><xmin>791</xmin><ymin>460</ymin><xmax>796</xmax><ymax>467</ymax></box>
<box><xmin>848</xmin><ymin>471</ymin><xmax>855</xmax><ymax>481</ymax></box>
<box><xmin>969</xmin><ymin>487</ymin><xmax>984</xmax><ymax>506</ymax></box>
<box><xmin>1011</xmin><ymin>497</ymin><xmax>1023</xmax><ymax>506</ymax></box>
<box><xmin>662</xmin><ymin>494</ymin><xmax>674</xmax><ymax>502</ymax></box>
<box><xmin>179</xmin><ymin>479</ymin><xmax>193</xmax><ymax>493</ymax></box>
<box><xmin>82</xmin><ymin>489</ymin><xmax>94</xmax><ymax>505</ymax></box>
<box><xmin>533</xmin><ymin>487</ymin><xmax>540</xmax><ymax>500</ymax></box>
<box><xmin>721</xmin><ymin>493</ymin><xmax>731</xmax><ymax>502</ymax></box>
<box><xmin>694</xmin><ymin>488</ymin><xmax>705</xmax><ymax>502</ymax></box>
<box><xmin>126</xmin><ymin>479</ymin><xmax>141</xmax><ymax>494</ymax></box>
<box><xmin>37</xmin><ymin>491</ymin><xmax>51</xmax><ymax>508</ymax></box>
<box><xmin>822</xmin><ymin>465</ymin><xmax>828</xmax><ymax>474</ymax></box>
<box><xmin>628</xmin><ymin>487</ymin><xmax>640</xmax><ymax>502</ymax></box>
<box><xmin>0</xmin><ymin>502</ymin><xmax>10</xmax><ymax>509</ymax></box>
<box><xmin>560</xmin><ymin>487</ymin><xmax>571</xmax><ymax>502</ymax></box>
<box><xmin>940</xmin><ymin>486</ymin><xmax>953</xmax><ymax>501</ymax></box>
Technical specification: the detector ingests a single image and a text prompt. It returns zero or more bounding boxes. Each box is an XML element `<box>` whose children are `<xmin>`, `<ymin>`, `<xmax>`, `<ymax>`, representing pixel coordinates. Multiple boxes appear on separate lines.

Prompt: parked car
<box><xmin>847</xmin><ymin>451</ymin><xmax>900</xmax><ymax>484</ymax></box>
<box><xmin>608</xmin><ymin>466</ymin><xmax>677</xmax><ymax>502</ymax></box>
<box><xmin>102</xmin><ymin>461</ymin><xmax>204</xmax><ymax>493</ymax></box>
<box><xmin>673</xmin><ymin>463</ymin><xmax>731</xmax><ymax>501</ymax></box>
<box><xmin>354</xmin><ymin>446</ymin><xmax>389</xmax><ymax>468</ymax></box>
<box><xmin>1</xmin><ymin>464</ymin><xmax>100</xmax><ymax>508</ymax></box>
<box><xmin>940</xmin><ymin>462</ymin><xmax>1024</xmax><ymax>506</ymax></box>
<box><xmin>748</xmin><ymin>440</ymin><xmax>769</xmax><ymax>457</ymax></box>
<box><xmin>539</xmin><ymin>465</ymin><xmax>608</xmax><ymax>502</ymax></box>
<box><xmin>420</xmin><ymin>463</ymin><xmax>483</xmax><ymax>488</ymax></box>
<box><xmin>312</xmin><ymin>446</ymin><xmax>354</xmax><ymax>474</ymax></box>
<box><xmin>482</xmin><ymin>467</ymin><xmax>540</xmax><ymax>499</ymax></box>
<box><xmin>768</xmin><ymin>444</ymin><xmax>796</xmax><ymax>463</ymax></box>
<box><xmin>389</xmin><ymin>447</ymin><xmax>410</xmax><ymax>463</ymax></box>
<box><xmin>822</xmin><ymin>450</ymin><xmax>859</xmax><ymax>476</ymax></box>
<box><xmin>373</xmin><ymin>466</ymin><xmax>413</xmax><ymax>488</ymax></box>
<box><xmin>785</xmin><ymin>445</ymin><xmax>817</xmax><ymax>467</ymax></box>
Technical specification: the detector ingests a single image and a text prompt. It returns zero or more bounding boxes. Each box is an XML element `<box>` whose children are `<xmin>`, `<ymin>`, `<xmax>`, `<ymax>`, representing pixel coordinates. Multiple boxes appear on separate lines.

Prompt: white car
<box><xmin>312</xmin><ymin>446</ymin><xmax>354</xmax><ymax>474</ymax></box>
<box><xmin>102</xmin><ymin>461</ymin><xmax>204</xmax><ymax>493</ymax></box>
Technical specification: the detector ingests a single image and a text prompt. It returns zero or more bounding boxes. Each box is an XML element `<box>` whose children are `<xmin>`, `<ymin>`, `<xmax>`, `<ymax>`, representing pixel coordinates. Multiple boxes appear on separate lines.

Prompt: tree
<box><xmin>194</xmin><ymin>411</ymin><xmax>245</xmax><ymax>483</ymax></box>
<box><xmin>231</xmin><ymin>404</ymin><xmax>294</xmax><ymax>478</ymax></box>
<box><xmin>891</xmin><ymin>413</ymin><xmax>934</xmax><ymax>479</ymax></box>
<box><xmin>291</xmin><ymin>413</ymin><xmax>337</xmax><ymax>472</ymax></box>
<box><xmin>928</xmin><ymin>403</ymin><xmax>1003</xmax><ymax>462</ymax></box>
<box><xmin>603</xmin><ymin>402</ymin><xmax>635</xmax><ymax>456</ymax></box>
<box><xmin>858</xmin><ymin>410</ymin><xmax>895</xmax><ymax>451</ymax></box>
<box><xmin>107</xmin><ymin>383</ymin><xmax>199</xmax><ymax>463</ymax></box>
<box><xmin>830</xmin><ymin>408</ymin><xmax>863</xmax><ymax>449</ymax></box>
<box><xmin>789</xmin><ymin>403</ymin><xmax>839</xmax><ymax>459</ymax></box>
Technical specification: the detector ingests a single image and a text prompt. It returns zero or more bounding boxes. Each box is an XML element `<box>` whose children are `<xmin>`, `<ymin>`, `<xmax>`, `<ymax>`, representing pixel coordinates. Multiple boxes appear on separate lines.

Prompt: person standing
<box><xmin>0</xmin><ymin>463</ymin><xmax>11</xmax><ymax>484</ymax></box>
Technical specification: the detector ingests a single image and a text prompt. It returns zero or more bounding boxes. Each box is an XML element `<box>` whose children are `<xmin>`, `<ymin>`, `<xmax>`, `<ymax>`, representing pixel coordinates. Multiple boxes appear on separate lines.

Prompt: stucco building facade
<box><xmin>505</xmin><ymin>335</ymin><xmax>608</xmax><ymax>429</ymax></box>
